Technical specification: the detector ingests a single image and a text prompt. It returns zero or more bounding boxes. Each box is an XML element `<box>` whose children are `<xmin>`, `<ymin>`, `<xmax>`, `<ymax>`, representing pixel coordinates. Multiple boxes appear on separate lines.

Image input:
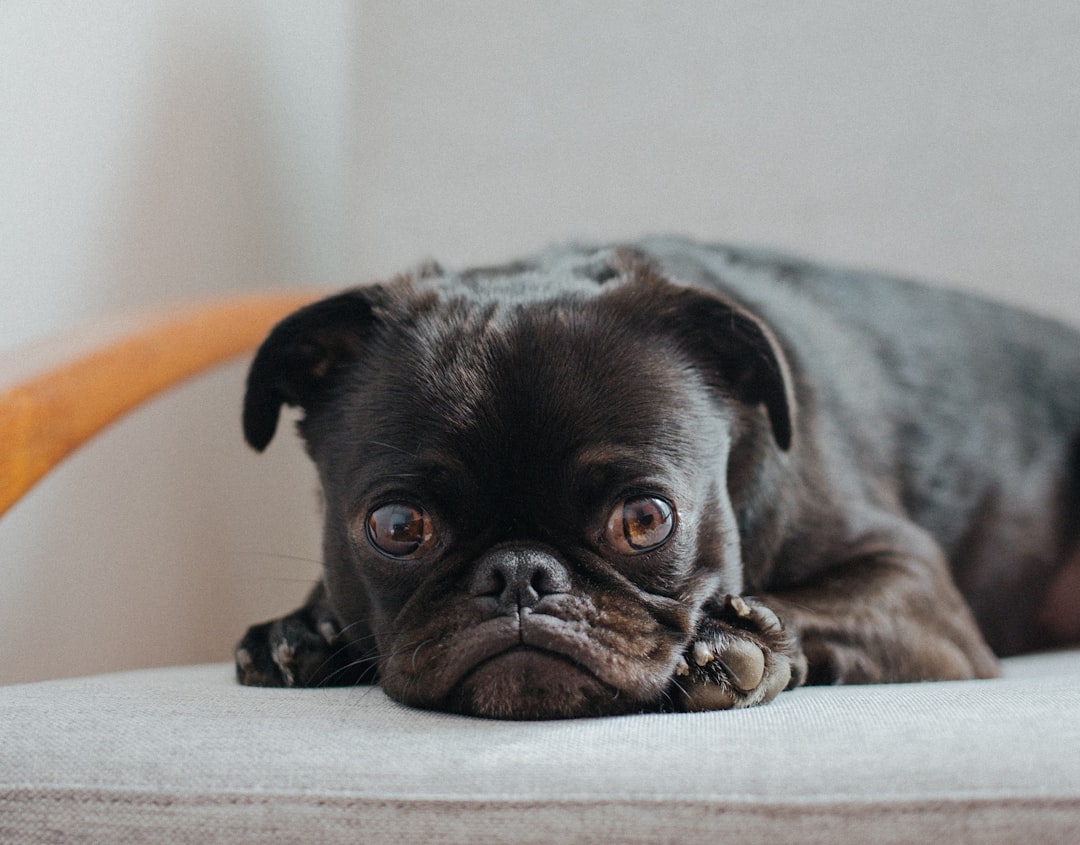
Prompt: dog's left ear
<box><xmin>242</xmin><ymin>289</ymin><xmax>379</xmax><ymax>452</ymax></box>
<box><xmin>658</xmin><ymin>286</ymin><xmax>797</xmax><ymax>451</ymax></box>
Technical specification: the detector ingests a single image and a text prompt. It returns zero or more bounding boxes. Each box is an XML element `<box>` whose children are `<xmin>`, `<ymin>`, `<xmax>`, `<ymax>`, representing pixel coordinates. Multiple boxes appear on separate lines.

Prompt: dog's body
<box><xmin>235</xmin><ymin>238</ymin><xmax>1080</xmax><ymax>718</ymax></box>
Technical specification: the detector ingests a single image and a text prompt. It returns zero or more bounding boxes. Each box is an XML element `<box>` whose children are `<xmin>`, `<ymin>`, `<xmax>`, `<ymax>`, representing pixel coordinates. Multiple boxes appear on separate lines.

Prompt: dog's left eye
<box><xmin>365</xmin><ymin>504</ymin><xmax>436</xmax><ymax>558</ymax></box>
<box><xmin>605</xmin><ymin>496</ymin><xmax>676</xmax><ymax>554</ymax></box>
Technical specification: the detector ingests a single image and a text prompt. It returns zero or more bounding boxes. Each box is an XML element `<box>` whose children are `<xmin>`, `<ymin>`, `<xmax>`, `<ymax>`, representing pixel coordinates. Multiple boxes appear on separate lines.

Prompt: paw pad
<box><xmin>674</xmin><ymin>594</ymin><xmax>799</xmax><ymax>711</ymax></box>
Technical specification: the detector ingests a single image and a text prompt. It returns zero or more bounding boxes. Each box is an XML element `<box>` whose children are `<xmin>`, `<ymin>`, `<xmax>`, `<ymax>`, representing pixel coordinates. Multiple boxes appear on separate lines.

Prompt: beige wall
<box><xmin>2</xmin><ymin>2</ymin><xmax>1078</xmax><ymax>684</ymax></box>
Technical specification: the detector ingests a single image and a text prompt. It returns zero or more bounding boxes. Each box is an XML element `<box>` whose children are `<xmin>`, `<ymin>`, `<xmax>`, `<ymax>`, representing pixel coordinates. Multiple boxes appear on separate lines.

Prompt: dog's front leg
<box><xmin>235</xmin><ymin>581</ymin><xmax>376</xmax><ymax>688</ymax></box>
<box><xmin>764</xmin><ymin>516</ymin><xmax>1001</xmax><ymax>686</ymax></box>
<box><xmin>674</xmin><ymin>514</ymin><xmax>1000</xmax><ymax>710</ymax></box>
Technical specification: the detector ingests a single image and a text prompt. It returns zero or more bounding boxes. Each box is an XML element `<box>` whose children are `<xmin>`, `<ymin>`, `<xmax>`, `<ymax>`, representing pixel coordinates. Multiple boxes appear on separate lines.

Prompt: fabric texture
<box><xmin>2</xmin><ymin>650</ymin><xmax>1079</xmax><ymax>843</ymax></box>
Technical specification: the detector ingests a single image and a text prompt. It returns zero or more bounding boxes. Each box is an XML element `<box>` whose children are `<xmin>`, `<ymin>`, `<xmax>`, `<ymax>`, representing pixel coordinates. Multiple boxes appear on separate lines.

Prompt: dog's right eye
<box><xmin>365</xmin><ymin>504</ymin><xmax>436</xmax><ymax>559</ymax></box>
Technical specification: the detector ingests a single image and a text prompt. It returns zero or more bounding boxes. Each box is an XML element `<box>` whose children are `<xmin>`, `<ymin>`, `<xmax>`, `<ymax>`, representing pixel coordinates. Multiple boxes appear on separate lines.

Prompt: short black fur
<box><xmin>235</xmin><ymin>238</ymin><xmax>1080</xmax><ymax>718</ymax></box>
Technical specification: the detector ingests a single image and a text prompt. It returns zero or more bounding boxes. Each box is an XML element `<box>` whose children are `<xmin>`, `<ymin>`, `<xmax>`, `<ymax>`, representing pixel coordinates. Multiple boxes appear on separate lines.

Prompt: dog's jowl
<box><xmin>234</xmin><ymin>238</ymin><xmax>1080</xmax><ymax>719</ymax></box>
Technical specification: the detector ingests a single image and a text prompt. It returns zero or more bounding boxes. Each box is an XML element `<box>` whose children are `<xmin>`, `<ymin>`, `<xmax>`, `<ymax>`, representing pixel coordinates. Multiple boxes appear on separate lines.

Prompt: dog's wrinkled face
<box><xmin>243</xmin><ymin>264</ymin><xmax>793</xmax><ymax>718</ymax></box>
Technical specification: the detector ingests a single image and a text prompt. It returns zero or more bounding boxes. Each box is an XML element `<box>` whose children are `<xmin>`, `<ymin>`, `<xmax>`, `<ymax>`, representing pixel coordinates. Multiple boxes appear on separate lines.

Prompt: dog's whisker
<box><xmin>334</xmin><ymin>619</ymin><xmax>375</xmax><ymax>641</ymax></box>
<box><xmin>310</xmin><ymin>640</ymin><xmax>375</xmax><ymax>686</ymax></box>
<box><xmin>367</xmin><ymin>440</ymin><xmax>420</xmax><ymax>458</ymax></box>
<box><xmin>245</xmin><ymin>577</ymin><xmax>324</xmax><ymax>586</ymax></box>
<box><xmin>235</xmin><ymin>551</ymin><xmax>325</xmax><ymax>568</ymax></box>
<box><xmin>410</xmin><ymin>639</ymin><xmax>434</xmax><ymax>670</ymax></box>
<box><xmin>316</xmin><ymin>629</ymin><xmax>434</xmax><ymax>688</ymax></box>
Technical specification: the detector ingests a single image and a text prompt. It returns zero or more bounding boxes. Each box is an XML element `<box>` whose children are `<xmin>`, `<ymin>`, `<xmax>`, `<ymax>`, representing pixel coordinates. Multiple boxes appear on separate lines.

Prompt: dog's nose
<box><xmin>471</xmin><ymin>548</ymin><xmax>572</xmax><ymax>613</ymax></box>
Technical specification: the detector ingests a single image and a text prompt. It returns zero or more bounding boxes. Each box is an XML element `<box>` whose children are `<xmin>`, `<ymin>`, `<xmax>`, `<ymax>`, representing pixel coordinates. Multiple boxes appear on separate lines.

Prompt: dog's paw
<box><xmin>672</xmin><ymin>595</ymin><xmax>806</xmax><ymax>711</ymax></box>
<box><xmin>235</xmin><ymin>608</ymin><xmax>367</xmax><ymax>688</ymax></box>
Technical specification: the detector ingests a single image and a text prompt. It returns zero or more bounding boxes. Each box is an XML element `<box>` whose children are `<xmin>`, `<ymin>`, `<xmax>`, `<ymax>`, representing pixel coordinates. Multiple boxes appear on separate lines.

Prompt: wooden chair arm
<box><xmin>0</xmin><ymin>291</ymin><xmax>319</xmax><ymax>517</ymax></box>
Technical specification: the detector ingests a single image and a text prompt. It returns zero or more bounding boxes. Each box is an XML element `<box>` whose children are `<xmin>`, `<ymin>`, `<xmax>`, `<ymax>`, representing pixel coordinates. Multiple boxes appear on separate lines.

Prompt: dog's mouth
<box><xmin>380</xmin><ymin>608</ymin><xmax>678</xmax><ymax>719</ymax></box>
<box><xmin>451</xmin><ymin>644</ymin><xmax>615</xmax><ymax>719</ymax></box>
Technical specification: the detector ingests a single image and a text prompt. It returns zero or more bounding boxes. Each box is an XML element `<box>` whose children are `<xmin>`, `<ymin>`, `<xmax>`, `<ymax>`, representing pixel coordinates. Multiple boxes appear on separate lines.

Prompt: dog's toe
<box><xmin>235</xmin><ymin>620</ymin><xmax>290</xmax><ymax>687</ymax></box>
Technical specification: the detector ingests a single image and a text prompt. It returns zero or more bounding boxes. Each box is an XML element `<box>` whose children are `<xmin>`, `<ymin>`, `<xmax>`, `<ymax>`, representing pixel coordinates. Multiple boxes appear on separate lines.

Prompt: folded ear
<box><xmin>243</xmin><ymin>289</ymin><xmax>377</xmax><ymax>451</ymax></box>
<box><xmin>656</xmin><ymin>284</ymin><xmax>797</xmax><ymax>451</ymax></box>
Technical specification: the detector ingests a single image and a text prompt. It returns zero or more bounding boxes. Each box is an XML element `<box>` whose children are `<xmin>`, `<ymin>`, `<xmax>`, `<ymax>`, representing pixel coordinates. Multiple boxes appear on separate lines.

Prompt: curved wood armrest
<box><xmin>0</xmin><ymin>291</ymin><xmax>320</xmax><ymax>517</ymax></box>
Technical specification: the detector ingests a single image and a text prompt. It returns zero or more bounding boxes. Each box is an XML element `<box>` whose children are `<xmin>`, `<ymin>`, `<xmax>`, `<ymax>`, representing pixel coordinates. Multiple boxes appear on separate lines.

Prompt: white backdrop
<box><xmin>2</xmin><ymin>1</ymin><xmax>1078</xmax><ymax>684</ymax></box>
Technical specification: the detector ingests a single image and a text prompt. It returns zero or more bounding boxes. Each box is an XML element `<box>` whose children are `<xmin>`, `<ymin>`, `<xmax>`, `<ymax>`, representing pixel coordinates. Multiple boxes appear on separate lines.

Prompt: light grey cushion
<box><xmin>3</xmin><ymin>651</ymin><xmax>1080</xmax><ymax>843</ymax></box>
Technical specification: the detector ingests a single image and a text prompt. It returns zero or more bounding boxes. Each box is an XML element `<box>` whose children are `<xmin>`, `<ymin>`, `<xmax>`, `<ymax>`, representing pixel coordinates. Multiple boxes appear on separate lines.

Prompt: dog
<box><xmin>234</xmin><ymin>237</ymin><xmax>1080</xmax><ymax>719</ymax></box>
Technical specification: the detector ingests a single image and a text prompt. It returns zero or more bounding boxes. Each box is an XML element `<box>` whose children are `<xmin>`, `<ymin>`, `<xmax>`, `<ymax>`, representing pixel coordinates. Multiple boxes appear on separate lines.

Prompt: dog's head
<box><xmin>243</xmin><ymin>253</ymin><xmax>794</xmax><ymax>718</ymax></box>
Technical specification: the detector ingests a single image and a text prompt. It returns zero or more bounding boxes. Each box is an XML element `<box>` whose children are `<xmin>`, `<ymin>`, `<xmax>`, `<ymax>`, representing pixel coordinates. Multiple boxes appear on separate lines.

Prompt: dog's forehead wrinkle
<box><xmin>401</xmin><ymin>295</ymin><xmax>671</xmax><ymax>430</ymax></box>
<box><xmin>356</xmin><ymin>446</ymin><xmax>462</xmax><ymax>492</ymax></box>
<box><xmin>569</xmin><ymin>444</ymin><xmax>700</xmax><ymax>499</ymax></box>
<box><xmin>432</xmin><ymin>267</ymin><xmax>604</xmax><ymax>305</ymax></box>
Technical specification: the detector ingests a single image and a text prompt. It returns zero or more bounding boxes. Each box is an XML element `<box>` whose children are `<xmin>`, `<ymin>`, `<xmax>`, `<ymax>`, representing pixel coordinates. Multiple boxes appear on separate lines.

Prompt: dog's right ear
<box><xmin>243</xmin><ymin>290</ymin><xmax>377</xmax><ymax>451</ymax></box>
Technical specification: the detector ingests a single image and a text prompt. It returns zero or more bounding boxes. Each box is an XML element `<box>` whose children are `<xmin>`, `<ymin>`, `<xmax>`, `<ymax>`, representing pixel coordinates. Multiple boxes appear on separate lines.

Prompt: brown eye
<box><xmin>366</xmin><ymin>504</ymin><xmax>435</xmax><ymax>558</ymax></box>
<box><xmin>606</xmin><ymin>496</ymin><xmax>675</xmax><ymax>554</ymax></box>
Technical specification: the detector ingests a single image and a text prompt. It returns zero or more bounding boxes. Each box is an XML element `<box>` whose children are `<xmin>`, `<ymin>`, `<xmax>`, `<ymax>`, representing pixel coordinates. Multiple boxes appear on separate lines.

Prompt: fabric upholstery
<box><xmin>3</xmin><ymin>651</ymin><xmax>1080</xmax><ymax>843</ymax></box>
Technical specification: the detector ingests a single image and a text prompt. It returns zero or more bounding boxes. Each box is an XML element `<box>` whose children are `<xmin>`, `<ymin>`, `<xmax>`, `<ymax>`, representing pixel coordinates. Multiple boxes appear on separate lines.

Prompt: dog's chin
<box><xmin>445</xmin><ymin>648</ymin><xmax>636</xmax><ymax>720</ymax></box>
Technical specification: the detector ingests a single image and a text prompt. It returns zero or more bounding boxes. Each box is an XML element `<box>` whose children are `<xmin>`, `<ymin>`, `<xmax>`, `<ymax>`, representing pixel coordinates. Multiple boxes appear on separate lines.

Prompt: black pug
<box><xmin>235</xmin><ymin>237</ymin><xmax>1080</xmax><ymax>719</ymax></box>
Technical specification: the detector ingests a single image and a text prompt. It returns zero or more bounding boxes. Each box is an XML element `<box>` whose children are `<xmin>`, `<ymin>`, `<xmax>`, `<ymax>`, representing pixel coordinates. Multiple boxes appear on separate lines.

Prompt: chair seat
<box><xmin>3</xmin><ymin>650</ymin><xmax>1080</xmax><ymax>843</ymax></box>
